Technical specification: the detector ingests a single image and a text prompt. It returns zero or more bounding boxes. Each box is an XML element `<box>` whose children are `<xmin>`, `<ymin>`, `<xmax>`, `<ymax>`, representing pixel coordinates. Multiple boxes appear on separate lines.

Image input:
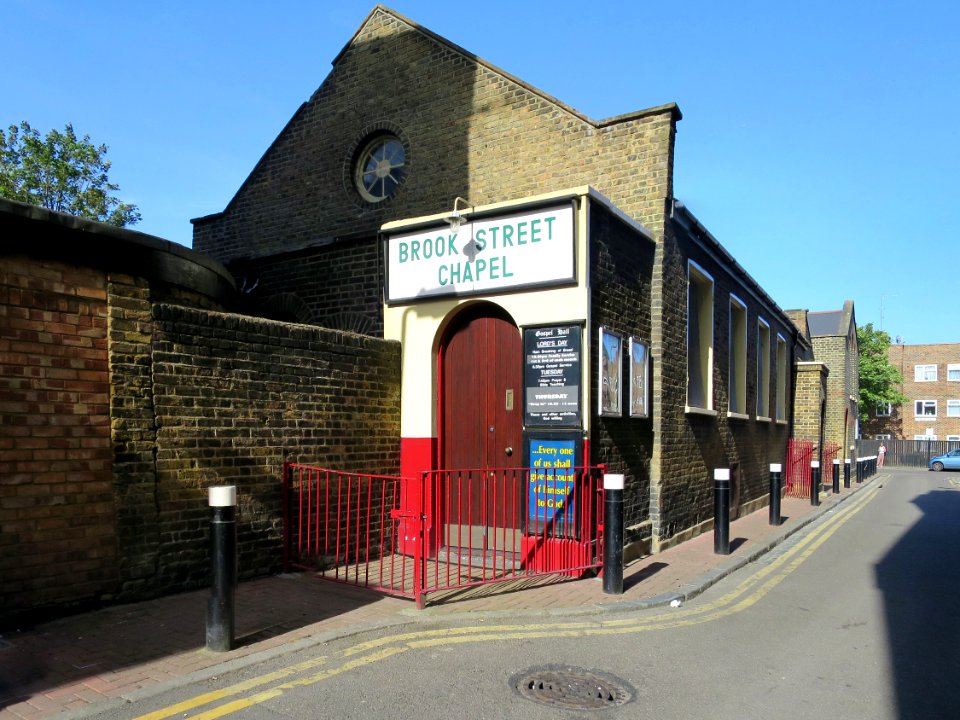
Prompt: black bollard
<box><xmin>206</xmin><ymin>486</ymin><xmax>237</xmax><ymax>652</ymax></box>
<box><xmin>714</xmin><ymin>469</ymin><xmax>731</xmax><ymax>555</ymax></box>
<box><xmin>769</xmin><ymin>463</ymin><xmax>782</xmax><ymax>526</ymax></box>
<box><xmin>602</xmin><ymin>474</ymin><xmax>625</xmax><ymax>595</ymax></box>
<box><xmin>810</xmin><ymin>461</ymin><xmax>821</xmax><ymax>507</ymax></box>
<box><xmin>844</xmin><ymin>459</ymin><xmax>851</xmax><ymax>489</ymax></box>
<box><xmin>832</xmin><ymin>459</ymin><xmax>840</xmax><ymax>494</ymax></box>
<box><xmin>856</xmin><ymin>458</ymin><xmax>863</xmax><ymax>484</ymax></box>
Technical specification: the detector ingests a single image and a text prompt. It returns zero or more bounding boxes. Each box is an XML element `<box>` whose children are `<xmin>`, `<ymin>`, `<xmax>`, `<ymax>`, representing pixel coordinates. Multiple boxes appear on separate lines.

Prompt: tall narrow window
<box><xmin>757</xmin><ymin>319</ymin><xmax>770</xmax><ymax>418</ymax></box>
<box><xmin>687</xmin><ymin>261</ymin><xmax>714</xmax><ymax>410</ymax></box>
<box><xmin>776</xmin><ymin>334</ymin><xmax>787</xmax><ymax>421</ymax></box>
<box><xmin>728</xmin><ymin>295</ymin><xmax>747</xmax><ymax>415</ymax></box>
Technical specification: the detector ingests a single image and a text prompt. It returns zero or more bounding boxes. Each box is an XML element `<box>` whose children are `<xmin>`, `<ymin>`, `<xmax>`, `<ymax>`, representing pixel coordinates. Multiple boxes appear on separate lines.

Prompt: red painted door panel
<box><xmin>441</xmin><ymin>305</ymin><xmax>523</xmax><ymax>541</ymax></box>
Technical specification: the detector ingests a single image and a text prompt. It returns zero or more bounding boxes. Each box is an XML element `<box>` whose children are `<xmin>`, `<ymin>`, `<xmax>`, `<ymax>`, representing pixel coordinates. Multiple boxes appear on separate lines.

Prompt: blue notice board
<box><xmin>526</xmin><ymin>434</ymin><xmax>581</xmax><ymax>537</ymax></box>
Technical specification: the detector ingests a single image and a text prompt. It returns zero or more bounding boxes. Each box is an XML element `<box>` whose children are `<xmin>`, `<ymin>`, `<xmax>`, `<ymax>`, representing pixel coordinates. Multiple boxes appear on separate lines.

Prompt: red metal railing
<box><xmin>421</xmin><ymin>465</ymin><xmax>605</xmax><ymax>599</ymax></box>
<box><xmin>282</xmin><ymin>463</ymin><xmax>417</xmax><ymax>600</ymax></box>
<box><xmin>282</xmin><ymin>462</ymin><xmax>605</xmax><ymax>607</ymax></box>
<box><xmin>822</xmin><ymin>442</ymin><xmax>841</xmax><ymax>485</ymax></box>
<box><xmin>784</xmin><ymin>439</ymin><xmax>814</xmax><ymax>498</ymax></box>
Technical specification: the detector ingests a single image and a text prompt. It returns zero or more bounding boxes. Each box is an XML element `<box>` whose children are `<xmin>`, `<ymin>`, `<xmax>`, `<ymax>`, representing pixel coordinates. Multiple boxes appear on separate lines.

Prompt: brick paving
<box><xmin>0</xmin><ymin>483</ymin><xmax>873</xmax><ymax>719</ymax></box>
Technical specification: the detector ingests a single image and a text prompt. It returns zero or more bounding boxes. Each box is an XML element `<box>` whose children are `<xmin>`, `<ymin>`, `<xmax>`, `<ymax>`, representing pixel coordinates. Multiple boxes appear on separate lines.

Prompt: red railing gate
<box><xmin>282</xmin><ymin>463</ymin><xmax>605</xmax><ymax>607</ymax></box>
<box><xmin>784</xmin><ymin>439</ymin><xmax>814</xmax><ymax>498</ymax></box>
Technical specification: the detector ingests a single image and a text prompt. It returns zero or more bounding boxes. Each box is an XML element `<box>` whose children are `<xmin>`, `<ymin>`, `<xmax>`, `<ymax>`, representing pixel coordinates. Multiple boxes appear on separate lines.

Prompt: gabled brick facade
<box><xmin>194</xmin><ymin>6</ymin><xmax>812</xmax><ymax>553</ymax></box>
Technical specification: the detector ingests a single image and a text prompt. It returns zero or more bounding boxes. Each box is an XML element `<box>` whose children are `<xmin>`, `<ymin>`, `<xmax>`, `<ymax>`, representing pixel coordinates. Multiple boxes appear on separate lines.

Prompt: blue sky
<box><xmin>4</xmin><ymin>1</ymin><xmax>957</xmax><ymax>344</ymax></box>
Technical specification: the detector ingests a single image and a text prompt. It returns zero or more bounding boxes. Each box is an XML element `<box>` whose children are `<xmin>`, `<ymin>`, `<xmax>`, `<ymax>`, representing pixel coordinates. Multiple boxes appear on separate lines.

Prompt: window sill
<box><xmin>727</xmin><ymin>411</ymin><xmax>750</xmax><ymax>421</ymax></box>
<box><xmin>776</xmin><ymin>418</ymin><xmax>788</xmax><ymax>425</ymax></box>
<box><xmin>915</xmin><ymin>417</ymin><xmax>937</xmax><ymax>421</ymax></box>
<box><xmin>685</xmin><ymin>406</ymin><xmax>718</xmax><ymax>418</ymax></box>
<box><xmin>756</xmin><ymin>415</ymin><xmax>772</xmax><ymax>423</ymax></box>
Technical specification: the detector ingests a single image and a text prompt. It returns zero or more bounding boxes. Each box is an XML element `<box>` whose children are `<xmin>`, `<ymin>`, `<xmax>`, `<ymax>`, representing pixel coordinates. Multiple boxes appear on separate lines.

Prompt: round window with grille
<box><xmin>354</xmin><ymin>134</ymin><xmax>406</xmax><ymax>202</ymax></box>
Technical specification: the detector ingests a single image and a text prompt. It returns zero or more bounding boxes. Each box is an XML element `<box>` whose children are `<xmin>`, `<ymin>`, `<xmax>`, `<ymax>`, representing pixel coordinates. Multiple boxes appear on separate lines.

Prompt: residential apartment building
<box><xmin>863</xmin><ymin>342</ymin><xmax>960</xmax><ymax>441</ymax></box>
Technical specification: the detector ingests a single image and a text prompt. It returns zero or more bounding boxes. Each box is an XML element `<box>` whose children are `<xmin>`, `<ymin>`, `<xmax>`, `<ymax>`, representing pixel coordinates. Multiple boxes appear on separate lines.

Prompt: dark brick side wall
<box><xmin>652</xmin><ymin>220</ymin><xmax>794</xmax><ymax>546</ymax></box>
<box><xmin>588</xmin><ymin>203</ymin><xmax>655</xmax><ymax>545</ymax></box>
<box><xmin>148</xmin><ymin>305</ymin><xmax>401</xmax><ymax>590</ymax></box>
<box><xmin>0</xmin><ymin>257</ymin><xmax>116</xmax><ymax>617</ymax></box>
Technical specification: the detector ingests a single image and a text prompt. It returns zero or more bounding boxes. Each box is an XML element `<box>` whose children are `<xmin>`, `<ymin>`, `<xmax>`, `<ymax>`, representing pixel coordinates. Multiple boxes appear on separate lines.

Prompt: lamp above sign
<box><xmin>385</xmin><ymin>203</ymin><xmax>575</xmax><ymax>302</ymax></box>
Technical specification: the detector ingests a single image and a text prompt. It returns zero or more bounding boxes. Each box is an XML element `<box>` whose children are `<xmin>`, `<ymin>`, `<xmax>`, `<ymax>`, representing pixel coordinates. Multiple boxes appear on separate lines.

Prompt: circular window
<box><xmin>354</xmin><ymin>135</ymin><xmax>406</xmax><ymax>202</ymax></box>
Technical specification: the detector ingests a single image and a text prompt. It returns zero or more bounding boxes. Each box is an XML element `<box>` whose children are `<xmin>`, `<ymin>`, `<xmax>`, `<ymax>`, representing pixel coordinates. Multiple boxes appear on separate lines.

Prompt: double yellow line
<box><xmin>137</xmin><ymin>485</ymin><xmax>880</xmax><ymax>719</ymax></box>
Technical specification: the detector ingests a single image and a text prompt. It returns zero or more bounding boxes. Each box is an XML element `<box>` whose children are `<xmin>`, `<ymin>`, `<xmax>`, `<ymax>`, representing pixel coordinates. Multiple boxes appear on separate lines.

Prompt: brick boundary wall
<box><xmin>2</xmin><ymin>264</ymin><xmax>401</xmax><ymax>623</ymax></box>
<box><xmin>1</xmin><ymin>257</ymin><xmax>116</xmax><ymax>619</ymax></box>
<box><xmin>144</xmin><ymin>305</ymin><xmax>401</xmax><ymax>591</ymax></box>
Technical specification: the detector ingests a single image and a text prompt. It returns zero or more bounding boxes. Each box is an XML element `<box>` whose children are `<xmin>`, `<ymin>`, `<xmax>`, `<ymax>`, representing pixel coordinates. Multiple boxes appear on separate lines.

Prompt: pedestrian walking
<box><xmin>878</xmin><ymin>442</ymin><xmax>887</xmax><ymax>468</ymax></box>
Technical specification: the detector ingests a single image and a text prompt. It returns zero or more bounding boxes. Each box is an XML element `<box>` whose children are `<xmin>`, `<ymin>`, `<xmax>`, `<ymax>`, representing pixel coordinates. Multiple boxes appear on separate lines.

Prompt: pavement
<box><xmin>0</xmin><ymin>474</ymin><xmax>883</xmax><ymax>719</ymax></box>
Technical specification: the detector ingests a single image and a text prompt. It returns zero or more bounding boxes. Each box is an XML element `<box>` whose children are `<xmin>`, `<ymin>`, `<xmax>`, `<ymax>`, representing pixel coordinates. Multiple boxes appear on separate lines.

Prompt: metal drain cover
<box><xmin>511</xmin><ymin>665</ymin><xmax>634</xmax><ymax>710</ymax></box>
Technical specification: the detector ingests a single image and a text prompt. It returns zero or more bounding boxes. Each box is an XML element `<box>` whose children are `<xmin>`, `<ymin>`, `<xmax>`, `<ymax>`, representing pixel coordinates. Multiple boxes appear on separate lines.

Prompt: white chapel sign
<box><xmin>386</xmin><ymin>204</ymin><xmax>575</xmax><ymax>302</ymax></box>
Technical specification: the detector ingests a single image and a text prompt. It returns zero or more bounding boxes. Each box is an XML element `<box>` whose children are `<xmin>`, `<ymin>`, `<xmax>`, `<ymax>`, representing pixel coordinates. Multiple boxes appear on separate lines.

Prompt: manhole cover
<box><xmin>511</xmin><ymin>665</ymin><xmax>634</xmax><ymax>710</ymax></box>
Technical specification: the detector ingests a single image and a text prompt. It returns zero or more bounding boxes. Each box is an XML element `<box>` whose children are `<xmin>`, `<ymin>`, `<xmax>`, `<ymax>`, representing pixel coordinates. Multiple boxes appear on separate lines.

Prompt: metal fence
<box><xmin>282</xmin><ymin>463</ymin><xmax>606</xmax><ymax>608</ymax></box>
<box><xmin>785</xmin><ymin>439</ymin><xmax>814</xmax><ymax>498</ymax></box>
<box><xmin>856</xmin><ymin>438</ymin><xmax>959</xmax><ymax>469</ymax></box>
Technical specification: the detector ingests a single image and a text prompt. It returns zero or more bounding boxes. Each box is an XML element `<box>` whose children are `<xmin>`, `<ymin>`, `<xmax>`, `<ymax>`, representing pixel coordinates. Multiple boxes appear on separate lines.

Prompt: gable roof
<box><xmin>334</xmin><ymin>5</ymin><xmax>681</xmax><ymax>129</ymax></box>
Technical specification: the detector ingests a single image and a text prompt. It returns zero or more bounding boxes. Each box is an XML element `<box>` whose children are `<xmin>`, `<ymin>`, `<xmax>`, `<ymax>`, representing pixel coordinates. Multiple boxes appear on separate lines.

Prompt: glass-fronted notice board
<box><xmin>523</xmin><ymin>324</ymin><xmax>582</xmax><ymax>427</ymax></box>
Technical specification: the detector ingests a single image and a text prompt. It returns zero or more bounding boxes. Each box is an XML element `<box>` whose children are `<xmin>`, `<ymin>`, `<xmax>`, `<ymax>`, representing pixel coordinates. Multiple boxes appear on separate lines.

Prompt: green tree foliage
<box><xmin>0</xmin><ymin>121</ymin><xmax>140</xmax><ymax>227</ymax></box>
<box><xmin>857</xmin><ymin>323</ymin><xmax>907</xmax><ymax>423</ymax></box>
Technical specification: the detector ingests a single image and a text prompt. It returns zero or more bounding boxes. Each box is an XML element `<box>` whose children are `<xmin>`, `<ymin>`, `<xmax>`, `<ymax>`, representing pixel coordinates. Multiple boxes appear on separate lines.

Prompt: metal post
<box><xmin>810</xmin><ymin>461</ymin><xmax>821</xmax><ymax>507</ymax></box>
<box><xmin>844</xmin><ymin>459</ymin><xmax>851</xmax><ymax>488</ymax></box>
<box><xmin>769</xmin><ymin>463</ymin><xmax>782</xmax><ymax>526</ymax></box>
<box><xmin>832</xmin><ymin>459</ymin><xmax>840</xmax><ymax>494</ymax></box>
<box><xmin>206</xmin><ymin>485</ymin><xmax>237</xmax><ymax>652</ymax></box>
<box><xmin>602</xmin><ymin>474</ymin><xmax>624</xmax><ymax>595</ymax></box>
<box><xmin>714</xmin><ymin>469</ymin><xmax>731</xmax><ymax>555</ymax></box>
<box><xmin>856</xmin><ymin>457</ymin><xmax>863</xmax><ymax>483</ymax></box>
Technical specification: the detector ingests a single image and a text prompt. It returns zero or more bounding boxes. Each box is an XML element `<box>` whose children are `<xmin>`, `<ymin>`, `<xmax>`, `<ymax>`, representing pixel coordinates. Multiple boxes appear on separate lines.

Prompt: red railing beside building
<box><xmin>282</xmin><ymin>463</ymin><xmax>605</xmax><ymax>608</ymax></box>
<box><xmin>784</xmin><ymin>439</ymin><xmax>814</xmax><ymax>498</ymax></box>
<box><xmin>282</xmin><ymin>464</ymin><xmax>415</xmax><ymax>599</ymax></box>
<box><xmin>822</xmin><ymin>442</ymin><xmax>841</xmax><ymax>484</ymax></box>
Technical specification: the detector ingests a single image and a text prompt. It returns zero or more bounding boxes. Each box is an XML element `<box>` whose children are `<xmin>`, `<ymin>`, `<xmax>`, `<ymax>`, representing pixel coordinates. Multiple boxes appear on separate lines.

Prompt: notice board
<box><xmin>523</xmin><ymin>324</ymin><xmax>582</xmax><ymax>427</ymax></box>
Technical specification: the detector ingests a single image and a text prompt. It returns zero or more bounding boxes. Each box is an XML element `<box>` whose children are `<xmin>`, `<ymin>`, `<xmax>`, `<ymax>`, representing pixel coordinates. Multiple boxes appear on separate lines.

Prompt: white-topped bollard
<box><xmin>206</xmin><ymin>486</ymin><xmax>237</xmax><ymax>652</ymax></box>
<box><xmin>714</xmin><ymin>468</ymin><xmax>731</xmax><ymax>555</ymax></box>
<box><xmin>810</xmin><ymin>461</ymin><xmax>821</xmax><ymax>507</ymax></box>
<box><xmin>769</xmin><ymin>463</ymin><xmax>783</xmax><ymax>526</ymax></box>
<box><xmin>602</xmin><ymin>474</ymin><xmax>625</xmax><ymax>595</ymax></box>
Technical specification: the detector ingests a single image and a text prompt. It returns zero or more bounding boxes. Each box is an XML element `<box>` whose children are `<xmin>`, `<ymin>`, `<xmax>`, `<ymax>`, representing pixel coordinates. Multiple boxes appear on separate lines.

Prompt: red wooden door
<box><xmin>441</xmin><ymin>304</ymin><xmax>523</xmax><ymax>550</ymax></box>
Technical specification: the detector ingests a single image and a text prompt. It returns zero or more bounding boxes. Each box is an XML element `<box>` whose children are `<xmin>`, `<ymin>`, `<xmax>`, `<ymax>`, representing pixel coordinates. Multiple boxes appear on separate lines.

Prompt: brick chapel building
<box><xmin>193</xmin><ymin>5</ymin><xmax>813</xmax><ymax>556</ymax></box>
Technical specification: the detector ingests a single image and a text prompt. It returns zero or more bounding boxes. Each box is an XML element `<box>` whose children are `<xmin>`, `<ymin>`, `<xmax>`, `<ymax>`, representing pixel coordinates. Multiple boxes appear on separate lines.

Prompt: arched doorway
<box><xmin>439</xmin><ymin>303</ymin><xmax>523</xmax><ymax>554</ymax></box>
